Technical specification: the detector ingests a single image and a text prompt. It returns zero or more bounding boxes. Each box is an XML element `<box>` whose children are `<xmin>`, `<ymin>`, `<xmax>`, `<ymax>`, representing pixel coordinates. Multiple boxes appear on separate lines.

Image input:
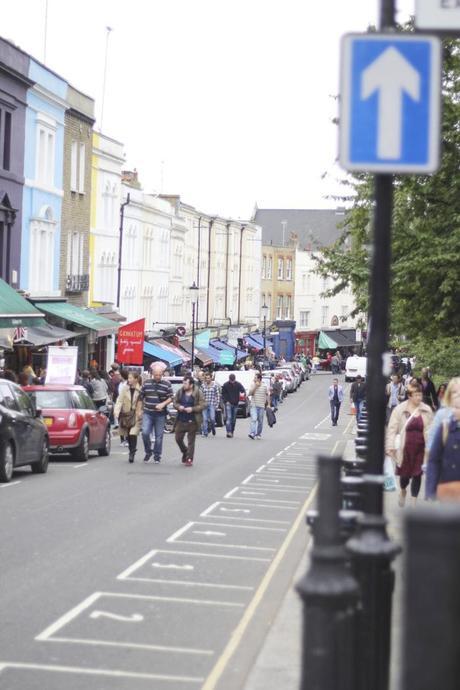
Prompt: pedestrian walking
<box><xmin>201</xmin><ymin>372</ymin><xmax>221</xmax><ymax>437</ymax></box>
<box><xmin>436</xmin><ymin>382</ymin><xmax>448</xmax><ymax>405</ymax></box>
<box><xmin>427</xmin><ymin>377</ymin><xmax>459</xmax><ymax>452</ymax></box>
<box><xmin>80</xmin><ymin>369</ymin><xmax>94</xmax><ymax>398</ymax></box>
<box><xmin>271</xmin><ymin>374</ymin><xmax>283</xmax><ymax>412</ymax></box>
<box><xmin>221</xmin><ymin>374</ymin><xmax>246</xmax><ymax>438</ymax></box>
<box><xmin>385</xmin><ymin>373</ymin><xmax>406</xmax><ymax>423</ymax></box>
<box><xmin>386</xmin><ymin>381</ymin><xmax>433</xmax><ymax>507</ymax></box>
<box><xmin>350</xmin><ymin>375</ymin><xmax>366</xmax><ymax>422</ymax></box>
<box><xmin>173</xmin><ymin>375</ymin><xmax>206</xmax><ymax>466</ymax></box>
<box><xmin>114</xmin><ymin>372</ymin><xmax>142</xmax><ymax>463</ymax></box>
<box><xmin>248</xmin><ymin>372</ymin><xmax>269</xmax><ymax>440</ymax></box>
<box><xmin>420</xmin><ymin>367</ymin><xmax>439</xmax><ymax>411</ymax></box>
<box><xmin>426</xmin><ymin>378</ymin><xmax>460</xmax><ymax>501</ymax></box>
<box><xmin>328</xmin><ymin>377</ymin><xmax>344</xmax><ymax>426</ymax></box>
<box><xmin>90</xmin><ymin>368</ymin><xmax>109</xmax><ymax>409</ymax></box>
<box><xmin>140</xmin><ymin>362</ymin><xmax>173</xmax><ymax>463</ymax></box>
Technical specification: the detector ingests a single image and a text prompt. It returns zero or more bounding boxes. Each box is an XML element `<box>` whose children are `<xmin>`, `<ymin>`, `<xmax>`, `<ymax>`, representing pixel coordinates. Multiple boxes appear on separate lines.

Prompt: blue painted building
<box><xmin>20</xmin><ymin>59</ymin><xmax>67</xmax><ymax>297</ymax></box>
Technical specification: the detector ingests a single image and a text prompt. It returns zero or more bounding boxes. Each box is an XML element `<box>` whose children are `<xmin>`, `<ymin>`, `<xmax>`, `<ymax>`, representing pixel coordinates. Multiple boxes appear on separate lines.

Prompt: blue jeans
<box><xmin>271</xmin><ymin>395</ymin><xmax>280</xmax><ymax>410</ymax></box>
<box><xmin>225</xmin><ymin>403</ymin><xmax>238</xmax><ymax>433</ymax></box>
<box><xmin>355</xmin><ymin>400</ymin><xmax>364</xmax><ymax>422</ymax></box>
<box><xmin>202</xmin><ymin>404</ymin><xmax>216</xmax><ymax>436</ymax></box>
<box><xmin>142</xmin><ymin>412</ymin><xmax>166</xmax><ymax>459</ymax></box>
<box><xmin>250</xmin><ymin>406</ymin><xmax>265</xmax><ymax>437</ymax></box>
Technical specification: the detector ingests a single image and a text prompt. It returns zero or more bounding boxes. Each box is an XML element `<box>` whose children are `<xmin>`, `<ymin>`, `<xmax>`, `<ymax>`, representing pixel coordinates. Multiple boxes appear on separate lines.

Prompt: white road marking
<box><xmin>299</xmin><ymin>432</ymin><xmax>331</xmax><ymax>440</ymax></box>
<box><xmin>255</xmin><ymin>465</ymin><xmax>266</xmax><ymax>473</ymax></box>
<box><xmin>73</xmin><ymin>463</ymin><xmax>88</xmax><ymax>469</ymax></box>
<box><xmin>193</xmin><ymin>530</ymin><xmax>227</xmax><ymax>537</ymax></box>
<box><xmin>191</xmin><ymin>522</ymin><xmax>286</xmax><ymax>532</ymax></box>
<box><xmin>167</xmin><ymin>521</ymin><xmax>195</xmax><ymax>543</ymax></box>
<box><xmin>200</xmin><ymin>502</ymin><xmax>221</xmax><ymax>517</ymax></box>
<box><xmin>151</xmin><ymin>563</ymin><xmax>194</xmax><ymax>571</ymax></box>
<box><xmin>128</xmin><ymin>577</ymin><xmax>254</xmax><ymax>591</ymax></box>
<box><xmin>242</xmin><ymin>474</ymin><xmax>254</xmax><ymax>485</ymax></box>
<box><xmin>36</xmin><ymin>591</ymin><xmax>244</xmax><ymax>642</ymax></box>
<box><xmin>223</xmin><ymin>487</ymin><xmax>239</xmax><ymax>499</ymax></box>
<box><xmin>48</xmin><ymin>635</ymin><xmax>215</xmax><ymax>655</ymax></box>
<box><xmin>314</xmin><ymin>414</ymin><xmax>331</xmax><ymax>429</ymax></box>
<box><xmin>275</xmin><ymin>451</ymin><xmax>283</xmax><ymax>457</ymax></box>
<box><xmin>219</xmin><ymin>507</ymin><xmax>250</xmax><ymax>513</ymax></box>
<box><xmin>89</xmin><ymin>611</ymin><xmax>144</xmax><ymax>623</ymax></box>
<box><xmin>0</xmin><ymin>481</ymin><xmax>21</xmax><ymax>488</ymax></box>
<box><xmin>0</xmin><ymin>661</ymin><xmax>204</xmax><ymax>683</ymax></box>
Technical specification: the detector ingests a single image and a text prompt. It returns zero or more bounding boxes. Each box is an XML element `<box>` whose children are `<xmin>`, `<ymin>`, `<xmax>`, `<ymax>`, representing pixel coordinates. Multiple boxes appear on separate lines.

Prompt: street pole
<box><xmin>263</xmin><ymin>315</ymin><xmax>266</xmax><ymax>355</ymax></box>
<box><xmin>191</xmin><ymin>301</ymin><xmax>195</xmax><ymax>373</ymax></box>
<box><xmin>116</xmin><ymin>193</ymin><xmax>130</xmax><ymax>309</ymax></box>
<box><xmin>346</xmin><ymin>4</ymin><xmax>400</xmax><ymax>690</ymax></box>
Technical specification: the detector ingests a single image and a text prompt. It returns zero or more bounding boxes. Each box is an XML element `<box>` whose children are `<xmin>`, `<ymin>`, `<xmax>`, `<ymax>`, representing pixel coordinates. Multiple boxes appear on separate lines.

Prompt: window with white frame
<box><xmin>67</xmin><ymin>231</ymin><xmax>84</xmax><ymax>276</ymax></box>
<box><xmin>300</xmin><ymin>310</ymin><xmax>310</xmax><ymax>328</ymax></box>
<box><xmin>28</xmin><ymin>207</ymin><xmax>56</xmax><ymax>294</ymax></box>
<box><xmin>125</xmin><ymin>225</ymin><xmax>137</xmax><ymax>267</ymax></box>
<box><xmin>277</xmin><ymin>258</ymin><xmax>284</xmax><ymax>280</ymax></box>
<box><xmin>262</xmin><ymin>255</ymin><xmax>266</xmax><ymax>279</ymax></box>
<box><xmin>36</xmin><ymin>124</ymin><xmax>56</xmax><ymax>185</ymax></box>
<box><xmin>267</xmin><ymin>256</ymin><xmax>273</xmax><ymax>279</ymax></box>
<box><xmin>267</xmin><ymin>293</ymin><xmax>272</xmax><ymax>318</ymax></box>
<box><xmin>285</xmin><ymin>295</ymin><xmax>291</xmax><ymax>319</ymax></box>
<box><xmin>261</xmin><ymin>293</ymin><xmax>266</xmax><ymax>310</ymax></box>
<box><xmin>78</xmin><ymin>143</ymin><xmax>85</xmax><ymax>192</ymax></box>
<box><xmin>286</xmin><ymin>258</ymin><xmax>292</xmax><ymax>280</ymax></box>
<box><xmin>322</xmin><ymin>305</ymin><xmax>329</xmax><ymax>324</ymax></box>
<box><xmin>70</xmin><ymin>141</ymin><xmax>78</xmax><ymax>191</ymax></box>
<box><xmin>277</xmin><ymin>295</ymin><xmax>283</xmax><ymax>319</ymax></box>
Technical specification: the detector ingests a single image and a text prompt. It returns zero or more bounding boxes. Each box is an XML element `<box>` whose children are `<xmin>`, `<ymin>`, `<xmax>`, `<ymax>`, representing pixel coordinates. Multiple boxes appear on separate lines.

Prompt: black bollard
<box><xmin>402</xmin><ymin>505</ymin><xmax>460</xmax><ymax>690</ymax></box>
<box><xmin>355</xmin><ymin>443</ymin><xmax>367</xmax><ymax>460</ymax></box>
<box><xmin>306</xmin><ymin>508</ymin><xmax>362</xmax><ymax>544</ymax></box>
<box><xmin>297</xmin><ymin>455</ymin><xmax>360</xmax><ymax>690</ymax></box>
<box><xmin>341</xmin><ymin>476</ymin><xmax>364</xmax><ymax>511</ymax></box>
<box><xmin>347</xmin><ymin>476</ymin><xmax>401</xmax><ymax>690</ymax></box>
<box><xmin>343</xmin><ymin>457</ymin><xmax>366</xmax><ymax>477</ymax></box>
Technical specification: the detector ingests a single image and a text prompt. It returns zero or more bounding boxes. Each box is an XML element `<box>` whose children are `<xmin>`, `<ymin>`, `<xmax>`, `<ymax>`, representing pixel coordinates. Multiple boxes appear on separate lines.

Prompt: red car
<box><xmin>24</xmin><ymin>385</ymin><xmax>111</xmax><ymax>461</ymax></box>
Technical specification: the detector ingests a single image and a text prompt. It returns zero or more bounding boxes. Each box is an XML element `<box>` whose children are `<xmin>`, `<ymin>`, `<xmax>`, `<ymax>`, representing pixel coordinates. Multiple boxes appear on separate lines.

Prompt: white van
<box><xmin>345</xmin><ymin>356</ymin><xmax>367</xmax><ymax>382</ymax></box>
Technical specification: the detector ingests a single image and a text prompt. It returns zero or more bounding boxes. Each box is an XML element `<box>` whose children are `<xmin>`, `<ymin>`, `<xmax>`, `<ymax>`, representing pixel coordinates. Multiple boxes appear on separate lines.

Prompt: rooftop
<box><xmin>254</xmin><ymin>208</ymin><xmax>347</xmax><ymax>250</ymax></box>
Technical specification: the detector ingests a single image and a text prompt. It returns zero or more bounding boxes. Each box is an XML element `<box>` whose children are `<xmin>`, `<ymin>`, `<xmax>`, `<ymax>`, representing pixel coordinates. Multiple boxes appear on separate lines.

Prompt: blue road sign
<box><xmin>339</xmin><ymin>34</ymin><xmax>441</xmax><ymax>173</ymax></box>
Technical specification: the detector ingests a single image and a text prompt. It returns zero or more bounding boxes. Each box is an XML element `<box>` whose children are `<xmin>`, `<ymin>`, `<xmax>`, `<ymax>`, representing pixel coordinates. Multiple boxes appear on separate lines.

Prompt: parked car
<box><xmin>24</xmin><ymin>385</ymin><xmax>111</xmax><ymax>461</ymax></box>
<box><xmin>213</xmin><ymin>370</ymin><xmax>252</xmax><ymax>418</ymax></box>
<box><xmin>274</xmin><ymin>367</ymin><xmax>297</xmax><ymax>392</ymax></box>
<box><xmin>345</xmin><ymin>356</ymin><xmax>367</xmax><ymax>382</ymax></box>
<box><xmin>0</xmin><ymin>379</ymin><xmax>49</xmax><ymax>483</ymax></box>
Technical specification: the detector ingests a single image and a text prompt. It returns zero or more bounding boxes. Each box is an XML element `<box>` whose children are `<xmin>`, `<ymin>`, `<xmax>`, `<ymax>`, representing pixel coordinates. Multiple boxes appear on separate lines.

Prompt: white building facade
<box><xmin>294</xmin><ymin>248</ymin><xmax>357</xmax><ymax>331</ymax></box>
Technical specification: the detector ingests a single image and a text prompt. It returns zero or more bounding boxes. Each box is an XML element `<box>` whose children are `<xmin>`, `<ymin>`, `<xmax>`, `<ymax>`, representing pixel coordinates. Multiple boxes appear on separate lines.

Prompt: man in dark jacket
<box><xmin>350</xmin><ymin>375</ymin><xmax>366</xmax><ymax>422</ymax></box>
<box><xmin>221</xmin><ymin>373</ymin><xmax>246</xmax><ymax>438</ymax></box>
<box><xmin>173</xmin><ymin>375</ymin><xmax>206</xmax><ymax>466</ymax></box>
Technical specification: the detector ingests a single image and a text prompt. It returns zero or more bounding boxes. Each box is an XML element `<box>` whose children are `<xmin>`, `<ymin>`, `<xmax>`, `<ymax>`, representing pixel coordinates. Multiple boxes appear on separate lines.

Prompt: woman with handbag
<box><xmin>114</xmin><ymin>372</ymin><xmax>142</xmax><ymax>463</ymax></box>
<box><xmin>426</xmin><ymin>378</ymin><xmax>460</xmax><ymax>501</ymax></box>
<box><xmin>386</xmin><ymin>381</ymin><xmax>433</xmax><ymax>507</ymax></box>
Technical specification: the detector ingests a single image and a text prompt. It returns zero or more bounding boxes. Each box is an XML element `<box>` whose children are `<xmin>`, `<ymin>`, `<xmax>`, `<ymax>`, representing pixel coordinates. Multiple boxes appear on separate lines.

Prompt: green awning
<box><xmin>318</xmin><ymin>331</ymin><xmax>338</xmax><ymax>349</ymax></box>
<box><xmin>0</xmin><ymin>278</ymin><xmax>45</xmax><ymax>328</ymax></box>
<box><xmin>35</xmin><ymin>301</ymin><xmax>118</xmax><ymax>337</ymax></box>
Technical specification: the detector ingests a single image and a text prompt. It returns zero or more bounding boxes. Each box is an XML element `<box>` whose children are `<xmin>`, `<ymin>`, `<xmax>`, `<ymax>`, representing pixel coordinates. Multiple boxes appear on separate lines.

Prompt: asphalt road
<box><xmin>0</xmin><ymin>373</ymin><xmax>352</xmax><ymax>690</ymax></box>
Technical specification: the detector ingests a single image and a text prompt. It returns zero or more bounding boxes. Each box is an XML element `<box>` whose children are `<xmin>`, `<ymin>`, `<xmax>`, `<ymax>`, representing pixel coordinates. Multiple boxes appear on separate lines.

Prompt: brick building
<box><xmin>60</xmin><ymin>85</ymin><xmax>95</xmax><ymax>305</ymax></box>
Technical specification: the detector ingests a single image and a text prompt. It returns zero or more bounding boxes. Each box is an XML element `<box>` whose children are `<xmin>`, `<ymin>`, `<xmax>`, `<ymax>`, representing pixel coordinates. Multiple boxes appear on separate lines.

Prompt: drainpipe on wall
<box><xmin>196</xmin><ymin>216</ymin><xmax>201</xmax><ymax>327</ymax></box>
<box><xmin>237</xmin><ymin>224</ymin><xmax>245</xmax><ymax>325</ymax></box>
<box><xmin>206</xmin><ymin>217</ymin><xmax>215</xmax><ymax>327</ymax></box>
<box><xmin>225</xmin><ymin>221</ymin><xmax>230</xmax><ymax>321</ymax></box>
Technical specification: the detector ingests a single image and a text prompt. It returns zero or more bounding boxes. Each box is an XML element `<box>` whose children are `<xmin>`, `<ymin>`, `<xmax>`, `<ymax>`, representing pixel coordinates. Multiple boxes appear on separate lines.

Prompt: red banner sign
<box><xmin>117</xmin><ymin>318</ymin><xmax>145</xmax><ymax>365</ymax></box>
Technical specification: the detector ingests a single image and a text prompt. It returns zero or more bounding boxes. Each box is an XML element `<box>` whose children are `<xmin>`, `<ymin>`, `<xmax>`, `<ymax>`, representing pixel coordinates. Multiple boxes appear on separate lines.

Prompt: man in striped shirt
<box><xmin>201</xmin><ymin>372</ymin><xmax>221</xmax><ymax>437</ymax></box>
<box><xmin>140</xmin><ymin>363</ymin><xmax>173</xmax><ymax>463</ymax></box>
<box><xmin>248</xmin><ymin>372</ymin><xmax>269</xmax><ymax>439</ymax></box>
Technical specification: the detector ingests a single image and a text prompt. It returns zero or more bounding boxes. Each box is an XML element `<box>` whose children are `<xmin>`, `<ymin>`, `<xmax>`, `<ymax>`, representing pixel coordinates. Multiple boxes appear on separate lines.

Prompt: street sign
<box><xmin>339</xmin><ymin>34</ymin><xmax>441</xmax><ymax>173</ymax></box>
<box><xmin>416</xmin><ymin>1</ymin><xmax>460</xmax><ymax>32</ymax></box>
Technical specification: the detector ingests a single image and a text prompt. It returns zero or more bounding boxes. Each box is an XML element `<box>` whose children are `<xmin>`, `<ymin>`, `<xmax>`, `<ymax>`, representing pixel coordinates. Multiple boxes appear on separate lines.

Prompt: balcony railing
<box><xmin>66</xmin><ymin>274</ymin><xmax>89</xmax><ymax>293</ymax></box>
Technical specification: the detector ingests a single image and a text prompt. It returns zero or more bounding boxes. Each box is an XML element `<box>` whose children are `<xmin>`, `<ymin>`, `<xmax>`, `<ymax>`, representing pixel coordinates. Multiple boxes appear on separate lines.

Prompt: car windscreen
<box><xmin>27</xmin><ymin>390</ymin><xmax>69</xmax><ymax>409</ymax></box>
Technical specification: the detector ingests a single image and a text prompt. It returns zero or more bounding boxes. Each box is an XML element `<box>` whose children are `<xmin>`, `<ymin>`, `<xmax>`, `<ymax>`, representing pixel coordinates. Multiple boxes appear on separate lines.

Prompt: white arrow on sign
<box><xmin>361</xmin><ymin>46</ymin><xmax>420</xmax><ymax>159</ymax></box>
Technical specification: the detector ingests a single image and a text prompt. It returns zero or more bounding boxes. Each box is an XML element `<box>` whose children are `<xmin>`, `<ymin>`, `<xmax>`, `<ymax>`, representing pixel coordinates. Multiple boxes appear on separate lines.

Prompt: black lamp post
<box><xmin>116</xmin><ymin>193</ymin><xmax>130</xmax><ymax>309</ymax></box>
<box><xmin>189</xmin><ymin>281</ymin><xmax>199</xmax><ymax>372</ymax></box>
<box><xmin>261</xmin><ymin>303</ymin><xmax>269</xmax><ymax>356</ymax></box>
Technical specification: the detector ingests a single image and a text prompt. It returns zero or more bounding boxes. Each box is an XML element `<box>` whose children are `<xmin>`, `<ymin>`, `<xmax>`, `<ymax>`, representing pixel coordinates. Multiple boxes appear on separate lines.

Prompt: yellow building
<box><xmin>261</xmin><ymin>245</ymin><xmax>295</xmax><ymax>323</ymax></box>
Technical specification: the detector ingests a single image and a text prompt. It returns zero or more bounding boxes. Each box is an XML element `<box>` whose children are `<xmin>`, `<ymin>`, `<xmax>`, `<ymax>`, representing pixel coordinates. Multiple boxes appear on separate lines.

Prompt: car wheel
<box><xmin>72</xmin><ymin>431</ymin><xmax>89</xmax><ymax>462</ymax></box>
<box><xmin>0</xmin><ymin>442</ymin><xmax>14</xmax><ymax>483</ymax></box>
<box><xmin>98</xmin><ymin>426</ymin><xmax>111</xmax><ymax>457</ymax></box>
<box><xmin>31</xmin><ymin>437</ymin><xmax>49</xmax><ymax>474</ymax></box>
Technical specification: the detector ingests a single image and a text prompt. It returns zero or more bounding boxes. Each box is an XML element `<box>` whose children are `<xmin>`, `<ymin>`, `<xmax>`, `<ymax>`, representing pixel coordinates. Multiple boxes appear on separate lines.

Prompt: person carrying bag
<box><xmin>114</xmin><ymin>372</ymin><xmax>142</xmax><ymax>463</ymax></box>
<box><xmin>426</xmin><ymin>377</ymin><xmax>460</xmax><ymax>501</ymax></box>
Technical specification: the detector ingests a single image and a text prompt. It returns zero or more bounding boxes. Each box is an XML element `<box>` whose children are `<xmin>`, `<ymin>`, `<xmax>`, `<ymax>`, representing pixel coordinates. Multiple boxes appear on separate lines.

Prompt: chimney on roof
<box><xmin>122</xmin><ymin>168</ymin><xmax>141</xmax><ymax>189</ymax></box>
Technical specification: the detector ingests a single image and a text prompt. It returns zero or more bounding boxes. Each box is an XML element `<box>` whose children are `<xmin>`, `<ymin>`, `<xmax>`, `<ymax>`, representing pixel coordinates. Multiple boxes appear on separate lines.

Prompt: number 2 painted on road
<box><xmin>90</xmin><ymin>610</ymin><xmax>144</xmax><ymax>623</ymax></box>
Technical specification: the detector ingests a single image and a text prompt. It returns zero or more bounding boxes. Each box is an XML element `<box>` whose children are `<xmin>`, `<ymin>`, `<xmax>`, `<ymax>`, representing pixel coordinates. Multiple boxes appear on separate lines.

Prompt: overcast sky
<box><xmin>3</xmin><ymin>0</ymin><xmax>414</xmax><ymax>218</ymax></box>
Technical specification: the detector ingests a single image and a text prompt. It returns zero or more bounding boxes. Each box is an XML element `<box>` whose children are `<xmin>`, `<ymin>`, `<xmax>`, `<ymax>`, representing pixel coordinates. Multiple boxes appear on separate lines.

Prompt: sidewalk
<box><xmin>243</xmin><ymin>438</ymin><xmax>405</xmax><ymax>690</ymax></box>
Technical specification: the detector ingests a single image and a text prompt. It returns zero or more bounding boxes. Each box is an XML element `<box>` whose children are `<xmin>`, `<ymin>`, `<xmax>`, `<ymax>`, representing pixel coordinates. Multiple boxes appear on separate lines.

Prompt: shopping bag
<box><xmin>349</xmin><ymin>402</ymin><xmax>356</xmax><ymax>416</ymax></box>
<box><xmin>383</xmin><ymin>455</ymin><xmax>397</xmax><ymax>492</ymax></box>
<box><xmin>266</xmin><ymin>407</ymin><xmax>277</xmax><ymax>428</ymax></box>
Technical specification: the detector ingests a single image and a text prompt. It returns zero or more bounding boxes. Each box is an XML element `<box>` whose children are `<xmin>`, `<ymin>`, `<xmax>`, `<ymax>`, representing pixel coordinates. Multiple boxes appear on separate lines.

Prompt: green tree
<box><xmin>316</xmin><ymin>35</ymin><xmax>460</xmax><ymax>356</ymax></box>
